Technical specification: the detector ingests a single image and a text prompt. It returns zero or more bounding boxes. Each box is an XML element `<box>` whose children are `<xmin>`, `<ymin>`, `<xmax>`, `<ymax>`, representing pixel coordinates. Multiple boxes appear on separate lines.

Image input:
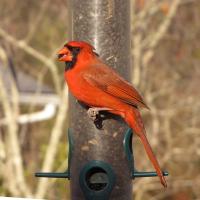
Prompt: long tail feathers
<box><xmin>125</xmin><ymin>108</ymin><xmax>167</xmax><ymax>187</ymax></box>
<box><xmin>138</xmin><ymin>132</ymin><xmax>167</xmax><ymax>187</ymax></box>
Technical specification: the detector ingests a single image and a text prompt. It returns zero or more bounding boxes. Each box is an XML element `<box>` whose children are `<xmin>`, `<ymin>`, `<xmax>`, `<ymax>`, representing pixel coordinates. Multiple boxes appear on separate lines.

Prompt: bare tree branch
<box><xmin>35</xmin><ymin>87</ymin><xmax>68</xmax><ymax>198</ymax></box>
<box><xmin>142</xmin><ymin>0</ymin><xmax>181</xmax><ymax>67</ymax></box>
<box><xmin>0</xmin><ymin>75</ymin><xmax>32</xmax><ymax>197</ymax></box>
<box><xmin>0</xmin><ymin>28</ymin><xmax>61</xmax><ymax>94</ymax></box>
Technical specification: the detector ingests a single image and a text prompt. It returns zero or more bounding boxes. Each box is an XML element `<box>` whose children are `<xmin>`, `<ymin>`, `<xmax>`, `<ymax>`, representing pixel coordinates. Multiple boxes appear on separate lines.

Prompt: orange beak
<box><xmin>57</xmin><ymin>47</ymin><xmax>72</xmax><ymax>62</ymax></box>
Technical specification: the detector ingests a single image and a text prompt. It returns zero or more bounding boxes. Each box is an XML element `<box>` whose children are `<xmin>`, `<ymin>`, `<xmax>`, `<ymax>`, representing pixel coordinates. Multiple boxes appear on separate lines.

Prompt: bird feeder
<box><xmin>35</xmin><ymin>0</ymin><xmax>168</xmax><ymax>199</ymax></box>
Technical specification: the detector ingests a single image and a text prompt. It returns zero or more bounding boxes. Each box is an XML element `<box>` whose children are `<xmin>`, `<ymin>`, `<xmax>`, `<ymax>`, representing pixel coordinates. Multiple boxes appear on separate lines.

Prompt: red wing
<box><xmin>83</xmin><ymin>64</ymin><xmax>149</xmax><ymax>109</ymax></box>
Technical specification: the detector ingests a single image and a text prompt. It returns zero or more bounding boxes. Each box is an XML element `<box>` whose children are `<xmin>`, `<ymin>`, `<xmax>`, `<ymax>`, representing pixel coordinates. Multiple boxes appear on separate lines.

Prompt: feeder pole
<box><xmin>68</xmin><ymin>0</ymin><xmax>132</xmax><ymax>199</ymax></box>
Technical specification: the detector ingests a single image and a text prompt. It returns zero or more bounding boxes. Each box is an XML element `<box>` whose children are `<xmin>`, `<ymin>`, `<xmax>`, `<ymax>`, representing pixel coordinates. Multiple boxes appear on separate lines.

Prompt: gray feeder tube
<box><xmin>68</xmin><ymin>0</ymin><xmax>132</xmax><ymax>199</ymax></box>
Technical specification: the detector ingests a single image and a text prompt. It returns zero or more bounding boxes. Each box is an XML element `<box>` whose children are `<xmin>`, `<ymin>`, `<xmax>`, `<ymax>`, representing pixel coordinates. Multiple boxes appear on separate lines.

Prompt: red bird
<box><xmin>58</xmin><ymin>41</ymin><xmax>167</xmax><ymax>187</ymax></box>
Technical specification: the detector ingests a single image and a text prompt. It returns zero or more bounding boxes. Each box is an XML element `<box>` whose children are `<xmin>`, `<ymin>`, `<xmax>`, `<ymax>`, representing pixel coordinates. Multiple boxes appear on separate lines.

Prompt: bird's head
<box><xmin>58</xmin><ymin>41</ymin><xmax>98</xmax><ymax>69</ymax></box>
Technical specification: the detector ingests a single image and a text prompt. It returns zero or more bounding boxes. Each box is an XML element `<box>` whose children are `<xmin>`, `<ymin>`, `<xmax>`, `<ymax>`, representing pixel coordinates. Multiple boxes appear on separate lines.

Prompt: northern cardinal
<box><xmin>58</xmin><ymin>41</ymin><xmax>167</xmax><ymax>187</ymax></box>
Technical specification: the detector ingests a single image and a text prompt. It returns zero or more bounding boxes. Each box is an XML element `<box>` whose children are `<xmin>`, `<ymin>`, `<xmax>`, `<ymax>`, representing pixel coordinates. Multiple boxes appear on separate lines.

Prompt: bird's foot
<box><xmin>87</xmin><ymin>107</ymin><xmax>112</xmax><ymax>121</ymax></box>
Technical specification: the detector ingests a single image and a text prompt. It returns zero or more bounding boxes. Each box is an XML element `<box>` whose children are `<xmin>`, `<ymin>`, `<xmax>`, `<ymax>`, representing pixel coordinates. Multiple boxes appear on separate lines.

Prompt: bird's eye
<box><xmin>73</xmin><ymin>47</ymin><xmax>80</xmax><ymax>53</ymax></box>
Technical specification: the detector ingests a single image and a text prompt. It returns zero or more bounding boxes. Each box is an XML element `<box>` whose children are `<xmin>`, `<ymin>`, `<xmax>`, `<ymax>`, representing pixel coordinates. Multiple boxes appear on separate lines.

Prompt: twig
<box><xmin>142</xmin><ymin>0</ymin><xmax>181</xmax><ymax>67</ymax></box>
<box><xmin>25</xmin><ymin>0</ymin><xmax>51</xmax><ymax>42</ymax></box>
<box><xmin>35</xmin><ymin>87</ymin><xmax>68</xmax><ymax>198</ymax></box>
<box><xmin>0</xmin><ymin>28</ymin><xmax>61</xmax><ymax>95</ymax></box>
<box><xmin>0</xmin><ymin>75</ymin><xmax>32</xmax><ymax>196</ymax></box>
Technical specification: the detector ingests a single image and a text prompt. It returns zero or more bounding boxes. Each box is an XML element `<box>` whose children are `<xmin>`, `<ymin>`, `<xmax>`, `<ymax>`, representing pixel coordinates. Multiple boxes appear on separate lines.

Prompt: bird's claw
<box><xmin>87</xmin><ymin>107</ymin><xmax>112</xmax><ymax>121</ymax></box>
<box><xmin>87</xmin><ymin>108</ymin><xmax>99</xmax><ymax>121</ymax></box>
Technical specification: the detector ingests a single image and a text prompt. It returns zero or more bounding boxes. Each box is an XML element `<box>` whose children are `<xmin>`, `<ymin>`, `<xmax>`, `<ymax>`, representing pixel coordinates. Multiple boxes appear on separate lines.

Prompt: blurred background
<box><xmin>0</xmin><ymin>0</ymin><xmax>199</xmax><ymax>199</ymax></box>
